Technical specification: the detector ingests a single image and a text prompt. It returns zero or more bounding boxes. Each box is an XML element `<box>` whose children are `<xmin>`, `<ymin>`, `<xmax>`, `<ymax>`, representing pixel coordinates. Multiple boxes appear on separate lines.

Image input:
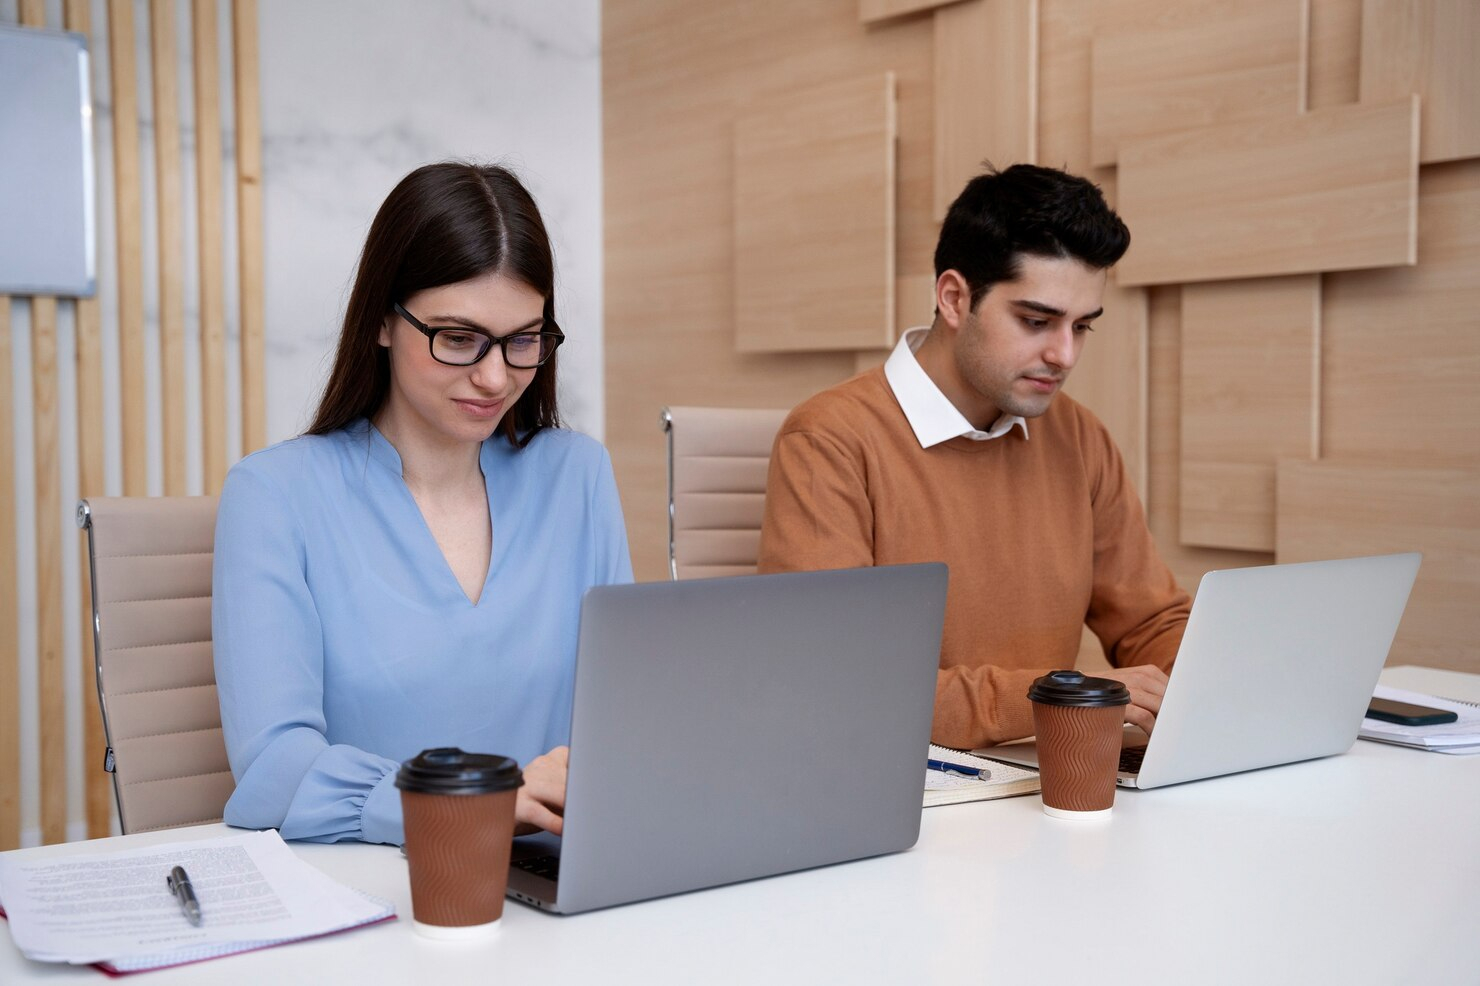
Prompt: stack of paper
<box><xmin>1359</xmin><ymin>685</ymin><xmax>1480</xmax><ymax>755</ymax></box>
<box><xmin>0</xmin><ymin>829</ymin><xmax>394</xmax><ymax>973</ymax></box>
<box><xmin>924</xmin><ymin>745</ymin><xmax>1041</xmax><ymax>807</ymax></box>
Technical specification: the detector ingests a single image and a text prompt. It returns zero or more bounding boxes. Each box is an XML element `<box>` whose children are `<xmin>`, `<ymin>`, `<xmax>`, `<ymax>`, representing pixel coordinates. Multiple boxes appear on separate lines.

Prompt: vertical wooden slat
<box><xmin>0</xmin><ymin>298</ymin><xmax>18</xmax><ymax>851</ymax></box>
<box><xmin>194</xmin><ymin>0</ymin><xmax>227</xmax><ymax>491</ymax></box>
<box><xmin>64</xmin><ymin>0</ymin><xmax>114</xmax><ymax>841</ymax></box>
<box><xmin>151</xmin><ymin>0</ymin><xmax>187</xmax><ymax>494</ymax></box>
<box><xmin>110</xmin><ymin>0</ymin><xmax>147</xmax><ymax>496</ymax></box>
<box><xmin>234</xmin><ymin>0</ymin><xmax>266</xmax><ymax>455</ymax></box>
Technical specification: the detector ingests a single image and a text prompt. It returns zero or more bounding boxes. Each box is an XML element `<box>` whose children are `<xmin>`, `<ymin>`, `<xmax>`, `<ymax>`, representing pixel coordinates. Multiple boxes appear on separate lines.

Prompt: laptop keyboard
<box><xmin>1118</xmin><ymin>746</ymin><xmax>1148</xmax><ymax>774</ymax></box>
<box><xmin>511</xmin><ymin>853</ymin><xmax>560</xmax><ymax>880</ymax></box>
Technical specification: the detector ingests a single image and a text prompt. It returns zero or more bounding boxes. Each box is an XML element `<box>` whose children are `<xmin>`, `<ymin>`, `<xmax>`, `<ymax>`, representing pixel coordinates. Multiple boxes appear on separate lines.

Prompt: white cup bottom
<box><xmin>412</xmin><ymin>917</ymin><xmax>503</xmax><ymax>941</ymax></box>
<box><xmin>1043</xmin><ymin>804</ymin><xmax>1112</xmax><ymax>820</ymax></box>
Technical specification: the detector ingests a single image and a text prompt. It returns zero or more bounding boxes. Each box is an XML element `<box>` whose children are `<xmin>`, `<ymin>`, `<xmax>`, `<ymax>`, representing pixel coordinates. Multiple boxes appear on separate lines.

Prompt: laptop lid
<box><xmin>983</xmin><ymin>553</ymin><xmax>1421</xmax><ymax>790</ymax></box>
<box><xmin>514</xmin><ymin>563</ymin><xmax>947</xmax><ymax>914</ymax></box>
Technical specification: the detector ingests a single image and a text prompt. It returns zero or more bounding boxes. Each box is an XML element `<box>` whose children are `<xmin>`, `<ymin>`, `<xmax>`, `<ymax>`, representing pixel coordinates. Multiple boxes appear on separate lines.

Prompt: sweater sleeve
<box><xmin>1082</xmin><ymin>421</ymin><xmax>1191</xmax><ymax>672</ymax></box>
<box><xmin>760</xmin><ymin>424</ymin><xmax>1043</xmax><ymax>749</ymax></box>
<box><xmin>212</xmin><ymin>462</ymin><xmax>404</xmax><ymax>846</ymax></box>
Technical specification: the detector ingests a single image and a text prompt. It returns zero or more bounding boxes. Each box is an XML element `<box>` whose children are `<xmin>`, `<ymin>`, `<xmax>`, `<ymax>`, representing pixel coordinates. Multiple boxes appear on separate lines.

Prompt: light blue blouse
<box><xmin>212</xmin><ymin>419</ymin><xmax>633</xmax><ymax>845</ymax></box>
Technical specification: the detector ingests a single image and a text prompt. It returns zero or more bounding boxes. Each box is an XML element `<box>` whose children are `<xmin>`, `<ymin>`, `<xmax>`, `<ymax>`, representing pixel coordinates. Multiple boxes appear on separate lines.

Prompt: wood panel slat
<box><xmin>1277</xmin><ymin>461</ymin><xmax>1480</xmax><ymax>673</ymax></box>
<box><xmin>110</xmin><ymin>0</ymin><xmax>148</xmax><ymax>496</ymax></box>
<box><xmin>234</xmin><ymin>0</ymin><xmax>266</xmax><ymax>455</ymax></box>
<box><xmin>1089</xmin><ymin>0</ymin><xmax>1308</xmax><ymax>167</ymax></box>
<box><xmin>932</xmin><ymin>0</ymin><xmax>1037</xmax><ymax>219</ymax></box>
<box><xmin>1322</xmin><ymin>160</ymin><xmax>1480</xmax><ymax>467</ymax></box>
<box><xmin>29</xmin><ymin>297</ymin><xmax>66</xmax><ymax>845</ymax></box>
<box><xmin>64</xmin><ymin>0</ymin><xmax>114</xmax><ymax>841</ymax></box>
<box><xmin>1360</xmin><ymin>0</ymin><xmax>1480</xmax><ymax>164</ymax></box>
<box><xmin>1308</xmin><ymin>0</ymin><xmax>1361</xmax><ymax>110</ymax></box>
<box><xmin>151</xmin><ymin>0</ymin><xmax>187</xmax><ymax>494</ymax></box>
<box><xmin>859</xmin><ymin>0</ymin><xmax>963</xmax><ymax>24</ymax></box>
<box><xmin>733</xmin><ymin>72</ymin><xmax>897</xmax><ymax>353</ymax></box>
<box><xmin>1116</xmin><ymin>97</ymin><xmax>1419</xmax><ymax>286</ymax></box>
<box><xmin>1061</xmin><ymin>275</ymin><xmax>1147</xmax><ymax>495</ymax></box>
<box><xmin>0</xmin><ymin>297</ymin><xmax>17</xmax><ymax>851</ymax></box>
<box><xmin>1180</xmin><ymin>275</ymin><xmax>1319</xmax><ymax>551</ymax></box>
<box><xmin>1038</xmin><ymin>0</ymin><xmax>1093</xmax><ymax>174</ymax></box>
<box><xmin>193</xmin><ymin>0</ymin><xmax>227</xmax><ymax>492</ymax></box>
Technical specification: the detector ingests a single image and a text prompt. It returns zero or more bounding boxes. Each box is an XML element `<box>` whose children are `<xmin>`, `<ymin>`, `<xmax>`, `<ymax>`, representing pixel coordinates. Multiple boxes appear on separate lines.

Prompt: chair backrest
<box><xmin>78</xmin><ymin>496</ymin><xmax>232</xmax><ymax>834</ymax></box>
<box><xmin>662</xmin><ymin>405</ymin><xmax>790</xmax><ymax>580</ymax></box>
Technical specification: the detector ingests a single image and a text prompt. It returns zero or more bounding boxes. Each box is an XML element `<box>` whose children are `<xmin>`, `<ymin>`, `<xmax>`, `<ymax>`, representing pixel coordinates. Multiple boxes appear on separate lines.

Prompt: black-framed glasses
<box><xmin>393</xmin><ymin>302</ymin><xmax>564</xmax><ymax>369</ymax></box>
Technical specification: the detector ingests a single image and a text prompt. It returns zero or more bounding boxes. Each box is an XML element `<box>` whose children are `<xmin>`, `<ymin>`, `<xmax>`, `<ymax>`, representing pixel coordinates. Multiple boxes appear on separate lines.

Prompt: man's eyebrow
<box><xmin>424</xmin><ymin>313</ymin><xmax>545</xmax><ymax>335</ymax></box>
<box><xmin>1011</xmin><ymin>299</ymin><xmax>1105</xmax><ymax>321</ymax></box>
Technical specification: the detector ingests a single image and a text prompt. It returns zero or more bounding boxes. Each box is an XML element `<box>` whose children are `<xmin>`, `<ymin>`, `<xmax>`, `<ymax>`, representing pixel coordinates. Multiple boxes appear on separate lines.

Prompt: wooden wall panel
<box><xmin>1038</xmin><ymin>0</ymin><xmax>1092</xmax><ymax>173</ymax></box>
<box><xmin>734</xmin><ymin>72</ymin><xmax>897</xmax><ymax>353</ymax></box>
<box><xmin>1321</xmin><ymin>160</ymin><xmax>1480</xmax><ymax>467</ymax></box>
<box><xmin>1360</xmin><ymin>0</ymin><xmax>1480</xmax><ymax>164</ymax></box>
<box><xmin>151</xmin><ymin>0</ymin><xmax>187</xmax><ymax>495</ymax></box>
<box><xmin>859</xmin><ymin>0</ymin><xmax>962</xmax><ymax>23</ymax></box>
<box><xmin>932</xmin><ymin>0</ymin><xmax>1037</xmax><ymax>218</ymax></box>
<box><xmin>0</xmin><ymin>298</ymin><xmax>17</xmax><ymax>851</ymax></box>
<box><xmin>110</xmin><ymin>0</ymin><xmax>148</xmax><ymax>496</ymax></box>
<box><xmin>1061</xmin><ymin>275</ymin><xmax>1147</xmax><ymax>494</ymax></box>
<box><xmin>1277</xmin><ymin>461</ymin><xmax>1480</xmax><ymax>673</ymax></box>
<box><xmin>1090</xmin><ymin>0</ymin><xmax>1308</xmax><ymax>167</ymax></box>
<box><xmin>1181</xmin><ymin>275</ymin><xmax>1319</xmax><ymax>551</ymax></box>
<box><xmin>194</xmin><ymin>0</ymin><xmax>228</xmax><ymax>492</ymax></box>
<box><xmin>1117</xmin><ymin>97</ymin><xmax>1419</xmax><ymax>285</ymax></box>
<box><xmin>235</xmin><ymin>0</ymin><xmax>265</xmax><ymax>456</ymax></box>
<box><xmin>1308</xmin><ymin>0</ymin><xmax>1362</xmax><ymax>110</ymax></box>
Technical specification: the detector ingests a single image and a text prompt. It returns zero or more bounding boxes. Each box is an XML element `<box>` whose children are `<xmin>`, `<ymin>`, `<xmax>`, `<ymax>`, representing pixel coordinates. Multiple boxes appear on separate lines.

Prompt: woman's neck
<box><xmin>372</xmin><ymin>406</ymin><xmax>484</xmax><ymax>493</ymax></box>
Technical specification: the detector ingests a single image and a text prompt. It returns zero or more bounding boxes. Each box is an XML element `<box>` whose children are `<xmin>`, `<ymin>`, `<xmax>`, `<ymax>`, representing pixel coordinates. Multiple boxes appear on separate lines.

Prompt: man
<box><xmin>758</xmin><ymin>164</ymin><xmax>1190</xmax><ymax>749</ymax></box>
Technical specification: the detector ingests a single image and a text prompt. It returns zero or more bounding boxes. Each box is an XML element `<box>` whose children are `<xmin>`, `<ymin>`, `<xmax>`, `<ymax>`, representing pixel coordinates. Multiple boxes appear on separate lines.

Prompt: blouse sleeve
<box><xmin>212</xmin><ymin>461</ymin><xmax>405</xmax><ymax>845</ymax></box>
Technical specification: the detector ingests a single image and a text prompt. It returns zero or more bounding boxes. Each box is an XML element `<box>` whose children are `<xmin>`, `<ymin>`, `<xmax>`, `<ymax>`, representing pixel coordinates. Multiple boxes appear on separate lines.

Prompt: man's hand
<box><xmin>1098</xmin><ymin>666</ymin><xmax>1169</xmax><ymax>735</ymax></box>
<box><xmin>514</xmin><ymin>745</ymin><xmax>568</xmax><ymax>836</ymax></box>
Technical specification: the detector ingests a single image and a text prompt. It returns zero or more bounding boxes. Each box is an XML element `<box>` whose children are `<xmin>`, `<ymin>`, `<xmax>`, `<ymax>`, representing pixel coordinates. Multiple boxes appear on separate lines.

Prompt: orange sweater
<box><xmin>758</xmin><ymin>367</ymin><xmax>1190</xmax><ymax>748</ymax></box>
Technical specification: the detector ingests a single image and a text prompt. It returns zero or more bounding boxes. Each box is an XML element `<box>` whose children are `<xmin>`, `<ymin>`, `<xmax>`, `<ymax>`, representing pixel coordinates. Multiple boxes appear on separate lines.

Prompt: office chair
<box><xmin>78</xmin><ymin>496</ymin><xmax>233</xmax><ymax>833</ymax></box>
<box><xmin>661</xmin><ymin>405</ymin><xmax>790</xmax><ymax>579</ymax></box>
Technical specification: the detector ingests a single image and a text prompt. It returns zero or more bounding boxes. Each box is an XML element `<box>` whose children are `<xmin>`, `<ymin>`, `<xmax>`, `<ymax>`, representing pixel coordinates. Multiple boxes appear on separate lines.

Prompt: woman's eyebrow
<box><xmin>422</xmin><ymin>313</ymin><xmax>545</xmax><ymax>334</ymax></box>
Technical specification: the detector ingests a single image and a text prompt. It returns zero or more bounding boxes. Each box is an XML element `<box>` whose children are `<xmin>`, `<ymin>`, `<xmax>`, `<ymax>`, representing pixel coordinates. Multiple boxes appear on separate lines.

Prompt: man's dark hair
<box><xmin>934</xmin><ymin>163</ymin><xmax>1130</xmax><ymax>309</ymax></box>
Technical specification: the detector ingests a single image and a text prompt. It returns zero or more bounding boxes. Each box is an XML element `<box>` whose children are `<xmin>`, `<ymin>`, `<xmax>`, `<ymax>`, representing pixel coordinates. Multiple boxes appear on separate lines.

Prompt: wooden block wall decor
<box><xmin>1061</xmin><ymin>276</ymin><xmax>1148</xmax><ymax>495</ymax></box>
<box><xmin>932</xmin><ymin>0</ymin><xmax>1037</xmax><ymax>219</ymax></box>
<box><xmin>1360</xmin><ymin>0</ymin><xmax>1480</xmax><ymax>164</ymax></box>
<box><xmin>110</xmin><ymin>0</ymin><xmax>148</xmax><ymax>496</ymax></box>
<box><xmin>151</xmin><ymin>0</ymin><xmax>188</xmax><ymax>495</ymax></box>
<box><xmin>1089</xmin><ymin>0</ymin><xmax>1308</xmax><ymax>167</ymax></box>
<box><xmin>734</xmin><ymin>72</ymin><xmax>897</xmax><ymax>353</ymax></box>
<box><xmin>859</xmin><ymin>0</ymin><xmax>965</xmax><ymax>23</ymax></box>
<box><xmin>1038</xmin><ymin>0</ymin><xmax>1093</xmax><ymax>173</ymax></box>
<box><xmin>1180</xmin><ymin>275</ymin><xmax>1319</xmax><ymax>551</ymax></box>
<box><xmin>1116</xmin><ymin>97</ymin><xmax>1419</xmax><ymax>286</ymax></box>
<box><xmin>1277</xmin><ymin>461</ymin><xmax>1480</xmax><ymax>673</ymax></box>
<box><xmin>0</xmin><ymin>298</ymin><xmax>17</xmax><ymax>851</ymax></box>
<box><xmin>1321</xmin><ymin>160</ymin><xmax>1480</xmax><ymax>467</ymax></box>
<box><xmin>1308</xmin><ymin>0</ymin><xmax>1362</xmax><ymax>110</ymax></box>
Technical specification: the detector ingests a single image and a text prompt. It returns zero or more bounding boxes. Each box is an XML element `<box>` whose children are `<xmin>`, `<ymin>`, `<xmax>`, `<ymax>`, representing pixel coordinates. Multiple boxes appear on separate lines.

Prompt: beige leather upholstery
<box><xmin>662</xmin><ymin>406</ymin><xmax>790</xmax><ymax>579</ymax></box>
<box><xmin>79</xmin><ymin>496</ymin><xmax>233</xmax><ymax>834</ymax></box>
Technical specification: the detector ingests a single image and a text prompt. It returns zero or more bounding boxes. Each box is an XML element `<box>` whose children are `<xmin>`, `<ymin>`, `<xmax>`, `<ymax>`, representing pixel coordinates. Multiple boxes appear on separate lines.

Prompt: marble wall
<box><xmin>259</xmin><ymin>0</ymin><xmax>604</xmax><ymax>442</ymax></box>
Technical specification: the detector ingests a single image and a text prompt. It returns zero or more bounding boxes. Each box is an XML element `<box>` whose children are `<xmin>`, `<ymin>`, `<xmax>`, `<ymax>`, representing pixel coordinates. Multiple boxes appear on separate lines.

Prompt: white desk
<box><xmin>4</xmin><ymin>666</ymin><xmax>1478</xmax><ymax>985</ymax></box>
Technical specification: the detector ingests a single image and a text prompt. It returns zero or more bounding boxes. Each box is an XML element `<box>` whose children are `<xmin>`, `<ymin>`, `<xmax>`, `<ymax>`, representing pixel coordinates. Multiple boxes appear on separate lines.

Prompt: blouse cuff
<box><xmin>360</xmin><ymin>768</ymin><xmax>407</xmax><ymax>846</ymax></box>
<box><xmin>277</xmin><ymin>745</ymin><xmax>403</xmax><ymax>844</ymax></box>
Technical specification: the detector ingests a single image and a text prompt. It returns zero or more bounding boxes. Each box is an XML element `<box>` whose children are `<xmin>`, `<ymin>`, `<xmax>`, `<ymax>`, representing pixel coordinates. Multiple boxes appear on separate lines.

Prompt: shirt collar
<box><xmin>883</xmin><ymin>327</ymin><xmax>1029</xmax><ymax>449</ymax></box>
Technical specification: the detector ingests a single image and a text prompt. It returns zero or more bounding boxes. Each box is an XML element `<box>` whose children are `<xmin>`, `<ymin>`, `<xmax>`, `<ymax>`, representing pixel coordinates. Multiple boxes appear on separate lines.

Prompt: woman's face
<box><xmin>377</xmin><ymin>270</ymin><xmax>546</xmax><ymax>447</ymax></box>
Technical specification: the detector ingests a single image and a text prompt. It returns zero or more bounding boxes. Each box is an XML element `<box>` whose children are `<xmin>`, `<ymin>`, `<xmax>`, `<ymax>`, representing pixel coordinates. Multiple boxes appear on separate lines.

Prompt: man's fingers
<box><xmin>1124</xmin><ymin>704</ymin><xmax>1156</xmax><ymax>735</ymax></box>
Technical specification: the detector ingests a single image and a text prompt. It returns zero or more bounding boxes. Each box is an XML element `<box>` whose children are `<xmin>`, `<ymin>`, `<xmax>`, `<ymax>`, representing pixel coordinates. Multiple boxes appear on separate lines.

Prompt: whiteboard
<box><xmin>0</xmin><ymin>23</ymin><xmax>96</xmax><ymax>297</ymax></box>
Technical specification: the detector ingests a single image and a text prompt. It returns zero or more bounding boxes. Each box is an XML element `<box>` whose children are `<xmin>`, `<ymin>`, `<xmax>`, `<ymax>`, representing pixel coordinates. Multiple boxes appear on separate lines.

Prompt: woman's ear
<box><xmin>935</xmin><ymin>270</ymin><xmax>972</xmax><ymax>330</ymax></box>
<box><xmin>378</xmin><ymin>315</ymin><xmax>394</xmax><ymax>348</ymax></box>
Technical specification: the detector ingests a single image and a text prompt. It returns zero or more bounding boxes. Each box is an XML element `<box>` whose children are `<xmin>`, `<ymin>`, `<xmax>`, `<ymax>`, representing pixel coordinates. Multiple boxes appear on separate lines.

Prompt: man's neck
<box><xmin>912</xmin><ymin>322</ymin><xmax>1003</xmax><ymax>432</ymax></box>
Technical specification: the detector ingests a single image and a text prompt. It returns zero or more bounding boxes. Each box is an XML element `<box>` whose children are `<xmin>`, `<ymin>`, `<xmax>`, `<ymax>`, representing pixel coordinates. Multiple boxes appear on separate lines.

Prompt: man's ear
<box><xmin>935</xmin><ymin>270</ymin><xmax>973</xmax><ymax>330</ymax></box>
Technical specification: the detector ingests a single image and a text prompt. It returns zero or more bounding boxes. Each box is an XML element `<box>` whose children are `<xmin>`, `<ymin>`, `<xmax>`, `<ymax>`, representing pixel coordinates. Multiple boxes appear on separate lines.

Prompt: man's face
<box><xmin>938</xmin><ymin>254</ymin><xmax>1107</xmax><ymax>428</ymax></box>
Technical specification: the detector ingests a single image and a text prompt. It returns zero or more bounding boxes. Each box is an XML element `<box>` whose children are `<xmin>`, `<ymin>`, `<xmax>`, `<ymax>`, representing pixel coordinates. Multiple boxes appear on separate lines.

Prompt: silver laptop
<box><xmin>984</xmin><ymin>553</ymin><xmax>1421</xmax><ymax>789</ymax></box>
<box><xmin>506</xmin><ymin>563</ymin><xmax>948</xmax><ymax>914</ymax></box>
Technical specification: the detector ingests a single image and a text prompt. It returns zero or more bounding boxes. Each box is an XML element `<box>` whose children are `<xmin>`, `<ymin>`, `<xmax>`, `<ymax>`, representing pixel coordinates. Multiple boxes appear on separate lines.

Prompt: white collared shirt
<box><xmin>882</xmin><ymin>327</ymin><xmax>1029</xmax><ymax>449</ymax></box>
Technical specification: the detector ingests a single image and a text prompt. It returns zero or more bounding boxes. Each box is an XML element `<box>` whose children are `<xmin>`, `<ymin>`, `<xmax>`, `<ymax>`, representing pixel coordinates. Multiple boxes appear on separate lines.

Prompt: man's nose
<box><xmin>1043</xmin><ymin>325</ymin><xmax>1079</xmax><ymax>371</ymax></box>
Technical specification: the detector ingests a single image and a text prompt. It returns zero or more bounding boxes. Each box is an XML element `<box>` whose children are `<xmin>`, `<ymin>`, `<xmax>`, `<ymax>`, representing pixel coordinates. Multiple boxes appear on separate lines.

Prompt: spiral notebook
<box><xmin>924</xmin><ymin>745</ymin><xmax>1040</xmax><ymax>807</ymax></box>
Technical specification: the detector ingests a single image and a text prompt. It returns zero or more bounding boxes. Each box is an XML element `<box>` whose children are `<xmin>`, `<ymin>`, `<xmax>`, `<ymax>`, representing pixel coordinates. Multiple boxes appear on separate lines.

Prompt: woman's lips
<box><xmin>453</xmin><ymin>398</ymin><xmax>505</xmax><ymax>419</ymax></box>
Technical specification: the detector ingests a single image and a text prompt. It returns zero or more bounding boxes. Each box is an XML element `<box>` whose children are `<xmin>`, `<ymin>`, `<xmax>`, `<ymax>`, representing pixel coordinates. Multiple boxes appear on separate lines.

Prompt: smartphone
<box><xmin>1365</xmin><ymin>696</ymin><xmax>1458</xmax><ymax>727</ymax></box>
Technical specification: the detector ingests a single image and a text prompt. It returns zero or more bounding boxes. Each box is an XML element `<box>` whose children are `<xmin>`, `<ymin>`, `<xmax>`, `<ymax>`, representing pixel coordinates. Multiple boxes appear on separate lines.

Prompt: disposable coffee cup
<box><xmin>1028</xmin><ymin>671</ymin><xmax>1131</xmax><ymax>820</ymax></box>
<box><xmin>396</xmin><ymin>748</ymin><xmax>523</xmax><ymax>939</ymax></box>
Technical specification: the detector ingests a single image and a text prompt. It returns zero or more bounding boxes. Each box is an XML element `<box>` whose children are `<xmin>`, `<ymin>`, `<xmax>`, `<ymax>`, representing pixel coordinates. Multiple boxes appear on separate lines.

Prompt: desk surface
<box><xmin>4</xmin><ymin>666</ymin><xmax>1478</xmax><ymax>985</ymax></box>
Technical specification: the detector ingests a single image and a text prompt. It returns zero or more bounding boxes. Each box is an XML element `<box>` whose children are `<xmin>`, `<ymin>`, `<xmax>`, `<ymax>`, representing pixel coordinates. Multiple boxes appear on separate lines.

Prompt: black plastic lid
<box><xmin>394</xmin><ymin>747</ymin><xmax>523</xmax><ymax>795</ymax></box>
<box><xmin>1027</xmin><ymin>670</ymin><xmax>1131</xmax><ymax>708</ymax></box>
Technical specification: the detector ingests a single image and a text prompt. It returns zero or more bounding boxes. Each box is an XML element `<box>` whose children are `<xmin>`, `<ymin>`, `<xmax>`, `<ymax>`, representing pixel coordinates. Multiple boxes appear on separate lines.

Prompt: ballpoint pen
<box><xmin>167</xmin><ymin>865</ymin><xmax>203</xmax><ymax>926</ymax></box>
<box><xmin>927</xmin><ymin>758</ymin><xmax>991</xmax><ymax>780</ymax></box>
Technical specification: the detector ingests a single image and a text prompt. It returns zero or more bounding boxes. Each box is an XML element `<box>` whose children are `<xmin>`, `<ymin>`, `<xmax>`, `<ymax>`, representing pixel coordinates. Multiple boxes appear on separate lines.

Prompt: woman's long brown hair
<box><xmin>308</xmin><ymin>162</ymin><xmax>561</xmax><ymax>446</ymax></box>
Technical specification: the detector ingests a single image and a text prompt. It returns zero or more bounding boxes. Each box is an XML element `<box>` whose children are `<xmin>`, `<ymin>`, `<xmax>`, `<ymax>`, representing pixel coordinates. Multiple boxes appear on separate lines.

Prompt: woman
<box><xmin>213</xmin><ymin>162</ymin><xmax>631</xmax><ymax>845</ymax></box>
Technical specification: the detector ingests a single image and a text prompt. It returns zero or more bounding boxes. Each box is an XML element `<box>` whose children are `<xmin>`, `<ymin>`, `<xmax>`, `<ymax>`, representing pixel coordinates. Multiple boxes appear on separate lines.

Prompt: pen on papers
<box><xmin>927</xmin><ymin>758</ymin><xmax>991</xmax><ymax>780</ymax></box>
<box><xmin>167</xmin><ymin>865</ymin><xmax>202</xmax><ymax>926</ymax></box>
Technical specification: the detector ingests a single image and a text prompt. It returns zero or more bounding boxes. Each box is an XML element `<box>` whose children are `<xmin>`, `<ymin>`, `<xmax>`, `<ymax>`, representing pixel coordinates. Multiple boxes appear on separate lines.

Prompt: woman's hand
<box><xmin>514</xmin><ymin>745</ymin><xmax>568</xmax><ymax>836</ymax></box>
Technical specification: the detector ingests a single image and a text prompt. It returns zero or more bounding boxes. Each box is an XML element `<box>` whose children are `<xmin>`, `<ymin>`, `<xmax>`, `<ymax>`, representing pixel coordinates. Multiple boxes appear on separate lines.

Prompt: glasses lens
<box><xmin>504</xmin><ymin>332</ymin><xmax>558</xmax><ymax>368</ymax></box>
<box><xmin>430</xmin><ymin>329</ymin><xmax>491</xmax><ymax>366</ymax></box>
